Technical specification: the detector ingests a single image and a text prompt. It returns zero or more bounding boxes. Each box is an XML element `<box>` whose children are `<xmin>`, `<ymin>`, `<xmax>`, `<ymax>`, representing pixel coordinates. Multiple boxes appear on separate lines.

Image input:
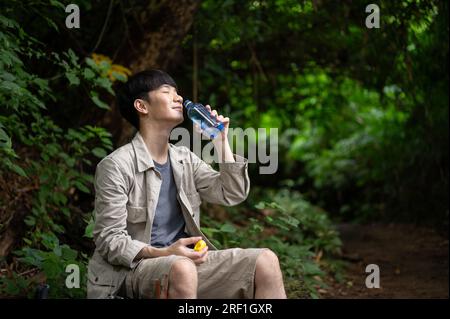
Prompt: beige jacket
<box><xmin>87</xmin><ymin>132</ymin><xmax>250</xmax><ymax>298</ymax></box>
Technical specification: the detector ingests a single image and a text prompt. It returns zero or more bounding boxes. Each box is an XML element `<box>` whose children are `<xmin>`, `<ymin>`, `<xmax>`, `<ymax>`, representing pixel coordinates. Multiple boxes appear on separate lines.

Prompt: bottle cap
<box><xmin>183</xmin><ymin>99</ymin><xmax>193</xmax><ymax>109</ymax></box>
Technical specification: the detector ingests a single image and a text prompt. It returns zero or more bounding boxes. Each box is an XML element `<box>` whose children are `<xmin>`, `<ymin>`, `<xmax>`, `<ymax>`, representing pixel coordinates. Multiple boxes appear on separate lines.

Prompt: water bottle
<box><xmin>183</xmin><ymin>99</ymin><xmax>225</xmax><ymax>139</ymax></box>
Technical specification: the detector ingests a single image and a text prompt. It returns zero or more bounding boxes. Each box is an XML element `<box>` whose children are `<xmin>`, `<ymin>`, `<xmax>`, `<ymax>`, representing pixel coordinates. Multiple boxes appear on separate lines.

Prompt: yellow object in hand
<box><xmin>194</xmin><ymin>239</ymin><xmax>207</xmax><ymax>252</ymax></box>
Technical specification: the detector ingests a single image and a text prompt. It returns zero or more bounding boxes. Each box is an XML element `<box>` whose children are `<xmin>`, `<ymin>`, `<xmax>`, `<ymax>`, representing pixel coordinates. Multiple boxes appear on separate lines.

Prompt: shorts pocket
<box><xmin>87</xmin><ymin>258</ymin><xmax>114</xmax><ymax>298</ymax></box>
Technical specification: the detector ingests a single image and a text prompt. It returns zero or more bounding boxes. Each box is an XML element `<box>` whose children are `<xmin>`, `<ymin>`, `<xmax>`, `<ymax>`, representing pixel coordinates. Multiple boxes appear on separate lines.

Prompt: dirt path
<box><xmin>321</xmin><ymin>223</ymin><xmax>449</xmax><ymax>299</ymax></box>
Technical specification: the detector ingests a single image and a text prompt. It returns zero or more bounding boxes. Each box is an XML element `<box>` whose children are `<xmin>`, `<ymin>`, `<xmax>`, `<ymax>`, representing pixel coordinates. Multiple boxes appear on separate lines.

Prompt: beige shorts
<box><xmin>120</xmin><ymin>248</ymin><xmax>267</xmax><ymax>299</ymax></box>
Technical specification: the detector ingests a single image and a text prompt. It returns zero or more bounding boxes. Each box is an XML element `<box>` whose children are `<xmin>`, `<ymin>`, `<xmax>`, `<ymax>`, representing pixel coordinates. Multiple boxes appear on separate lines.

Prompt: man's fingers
<box><xmin>192</xmin><ymin>247</ymin><xmax>208</xmax><ymax>259</ymax></box>
<box><xmin>193</xmin><ymin>251</ymin><xmax>209</xmax><ymax>264</ymax></box>
<box><xmin>185</xmin><ymin>247</ymin><xmax>208</xmax><ymax>260</ymax></box>
<box><xmin>179</xmin><ymin>236</ymin><xmax>202</xmax><ymax>246</ymax></box>
<box><xmin>204</xmin><ymin>105</ymin><xmax>226</xmax><ymax>122</ymax></box>
<box><xmin>196</xmin><ymin>246</ymin><xmax>209</xmax><ymax>256</ymax></box>
<box><xmin>185</xmin><ymin>250</ymin><xmax>202</xmax><ymax>259</ymax></box>
<box><xmin>185</xmin><ymin>245</ymin><xmax>208</xmax><ymax>260</ymax></box>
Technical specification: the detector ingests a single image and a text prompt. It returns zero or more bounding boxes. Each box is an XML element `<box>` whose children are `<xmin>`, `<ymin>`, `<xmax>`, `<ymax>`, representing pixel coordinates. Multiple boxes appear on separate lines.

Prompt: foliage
<box><xmin>176</xmin><ymin>0</ymin><xmax>448</xmax><ymax>226</ymax></box>
<box><xmin>0</xmin><ymin>9</ymin><xmax>124</xmax><ymax>297</ymax></box>
<box><xmin>1</xmin><ymin>233</ymin><xmax>87</xmax><ymax>298</ymax></box>
<box><xmin>201</xmin><ymin>188</ymin><xmax>342</xmax><ymax>298</ymax></box>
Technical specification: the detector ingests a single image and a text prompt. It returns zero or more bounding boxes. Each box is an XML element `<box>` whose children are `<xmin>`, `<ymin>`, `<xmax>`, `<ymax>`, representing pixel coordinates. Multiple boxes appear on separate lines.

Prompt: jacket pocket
<box><xmin>126</xmin><ymin>205</ymin><xmax>147</xmax><ymax>223</ymax></box>
<box><xmin>87</xmin><ymin>258</ymin><xmax>114</xmax><ymax>298</ymax></box>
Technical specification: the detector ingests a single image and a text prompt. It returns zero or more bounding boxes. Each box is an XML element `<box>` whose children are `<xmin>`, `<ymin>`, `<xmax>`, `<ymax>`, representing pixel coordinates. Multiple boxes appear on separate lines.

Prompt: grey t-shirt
<box><xmin>150</xmin><ymin>156</ymin><xmax>189</xmax><ymax>247</ymax></box>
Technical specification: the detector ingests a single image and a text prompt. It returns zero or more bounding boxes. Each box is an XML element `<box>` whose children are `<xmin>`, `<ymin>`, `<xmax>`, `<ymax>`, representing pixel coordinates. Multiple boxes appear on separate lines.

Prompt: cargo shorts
<box><xmin>120</xmin><ymin>248</ymin><xmax>267</xmax><ymax>299</ymax></box>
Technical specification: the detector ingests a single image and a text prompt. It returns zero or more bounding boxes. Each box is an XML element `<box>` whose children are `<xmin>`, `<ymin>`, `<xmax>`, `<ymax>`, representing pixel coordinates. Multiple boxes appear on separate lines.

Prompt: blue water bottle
<box><xmin>183</xmin><ymin>99</ymin><xmax>225</xmax><ymax>139</ymax></box>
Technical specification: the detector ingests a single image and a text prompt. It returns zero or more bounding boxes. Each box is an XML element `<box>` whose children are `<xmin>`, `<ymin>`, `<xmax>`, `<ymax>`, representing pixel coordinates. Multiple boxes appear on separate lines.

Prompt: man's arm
<box><xmin>212</xmin><ymin>133</ymin><xmax>235</xmax><ymax>163</ymax></box>
<box><xmin>93</xmin><ymin>157</ymin><xmax>147</xmax><ymax>268</ymax></box>
<box><xmin>134</xmin><ymin>246</ymin><xmax>169</xmax><ymax>259</ymax></box>
<box><xmin>135</xmin><ymin>237</ymin><xmax>209</xmax><ymax>265</ymax></box>
<box><xmin>187</xmin><ymin>106</ymin><xmax>250</xmax><ymax>206</ymax></box>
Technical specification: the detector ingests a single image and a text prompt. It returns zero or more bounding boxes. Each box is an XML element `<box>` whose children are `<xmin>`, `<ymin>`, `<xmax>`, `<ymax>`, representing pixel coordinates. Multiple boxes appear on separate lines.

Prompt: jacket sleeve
<box><xmin>92</xmin><ymin>157</ymin><xmax>147</xmax><ymax>268</ymax></box>
<box><xmin>189</xmin><ymin>149</ymin><xmax>250</xmax><ymax>206</ymax></box>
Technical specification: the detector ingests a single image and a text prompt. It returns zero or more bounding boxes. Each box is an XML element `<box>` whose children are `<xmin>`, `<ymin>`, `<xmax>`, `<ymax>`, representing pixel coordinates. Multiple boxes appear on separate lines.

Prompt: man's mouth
<box><xmin>172</xmin><ymin>106</ymin><xmax>183</xmax><ymax>111</ymax></box>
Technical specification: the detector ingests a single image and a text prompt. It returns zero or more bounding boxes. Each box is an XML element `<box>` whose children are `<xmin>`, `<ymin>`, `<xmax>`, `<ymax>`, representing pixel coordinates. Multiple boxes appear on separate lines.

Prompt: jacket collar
<box><xmin>131</xmin><ymin>132</ymin><xmax>184</xmax><ymax>173</ymax></box>
<box><xmin>132</xmin><ymin>132</ymin><xmax>154</xmax><ymax>173</ymax></box>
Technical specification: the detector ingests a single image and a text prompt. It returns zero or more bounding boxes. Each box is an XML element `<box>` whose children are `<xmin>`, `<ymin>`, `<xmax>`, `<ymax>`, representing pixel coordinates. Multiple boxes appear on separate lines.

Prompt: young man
<box><xmin>87</xmin><ymin>69</ymin><xmax>286</xmax><ymax>299</ymax></box>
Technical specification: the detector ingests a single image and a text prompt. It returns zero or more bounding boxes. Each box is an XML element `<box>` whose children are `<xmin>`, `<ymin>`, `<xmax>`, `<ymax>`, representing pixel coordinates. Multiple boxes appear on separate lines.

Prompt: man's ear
<box><xmin>134</xmin><ymin>99</ymin><xmax>149</xmax><ymax>115</ymax></box>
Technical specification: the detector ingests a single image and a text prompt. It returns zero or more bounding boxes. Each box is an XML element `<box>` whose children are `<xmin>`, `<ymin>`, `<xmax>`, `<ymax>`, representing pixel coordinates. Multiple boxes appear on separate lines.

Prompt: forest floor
<box><xmin>320</xmin><ymin>223</ymin><xmax>449</xmax><ymax>299</ymax></box>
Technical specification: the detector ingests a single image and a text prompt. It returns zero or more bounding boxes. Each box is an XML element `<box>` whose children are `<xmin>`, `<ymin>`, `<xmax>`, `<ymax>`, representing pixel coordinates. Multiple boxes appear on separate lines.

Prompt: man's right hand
<box><xmin>135</xmin><ymin>237</ymin><xmax>209</xmax><ymax>264</ymax></box>
<box><xmin>166</xmin><ymin>237</ymin><xmax>209</xmax><ymax>265</ymax></box>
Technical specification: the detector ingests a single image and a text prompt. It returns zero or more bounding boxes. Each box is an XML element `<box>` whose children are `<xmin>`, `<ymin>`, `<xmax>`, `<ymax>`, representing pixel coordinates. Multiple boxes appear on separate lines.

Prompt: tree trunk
<box><xmin>102</xmin><ymin>0</ymin><xmax>200</xmax><ymax>146</ymax></box>
<box><xmin>127</xmin><ymin>0</ymin><xmax>199</xmax><ymax>71</ymax></box>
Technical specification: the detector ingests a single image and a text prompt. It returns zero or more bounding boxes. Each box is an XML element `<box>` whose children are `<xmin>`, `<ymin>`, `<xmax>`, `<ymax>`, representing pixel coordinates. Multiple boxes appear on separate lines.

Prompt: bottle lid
<box><xmin>183</xmin><ymin>99</ymin><xmax>193</xmax><ymax>109</ymax></box>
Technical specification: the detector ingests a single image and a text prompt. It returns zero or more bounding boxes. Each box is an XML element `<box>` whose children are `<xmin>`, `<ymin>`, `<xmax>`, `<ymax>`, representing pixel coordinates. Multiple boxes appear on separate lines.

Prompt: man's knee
<box><xmin>168</xmin><ymin>258</ymin><xmax>197</xmax><ymax>298</ymax></box>
<box><xmin>169</xmin><ymin>258</ymin><xmax>197</xmax><ymax>284</ymax></box>
<box><xmin>254</xmin><ymin>249</ymin><xmax>287</xmax><ymax>298</ymax></box>
<box><xmin>257</xmin><ymin>249</ymin><xmax>281</xmax><ymax>271</ymax></box>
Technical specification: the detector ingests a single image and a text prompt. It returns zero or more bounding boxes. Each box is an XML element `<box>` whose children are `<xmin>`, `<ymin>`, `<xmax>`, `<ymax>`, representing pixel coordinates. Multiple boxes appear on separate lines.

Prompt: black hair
<box><xmin>115</xmin><ymin>69</ymin><xmax>178</xmax><ymax>130</ymax></box>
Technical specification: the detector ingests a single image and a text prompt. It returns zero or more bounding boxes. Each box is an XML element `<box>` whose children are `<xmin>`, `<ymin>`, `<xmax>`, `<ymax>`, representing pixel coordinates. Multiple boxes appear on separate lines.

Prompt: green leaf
<box><xmin>61</xmin><ymin>245</ymin><xmax>78</xmax><ymax>260</ymax></box>
<box><xmin>65</xmin><ymin>72</ymin><xmax>80</xmax><ymax>86</ymax></box>
<box><xmin>53</xmin><ymin>245</ymin><xmax>62</xmax><ymax>257</ymax></box>
<box><xmin>219</xmin><ymin>223</ymin><xmax>236</xmax><ymax>233</ymax></box>
<box><xmin>49</xmin><ymin>0</ymin><xmax>66</xmax><ymax>9</ymax></box>
<box><xmin>254</xmin><ymin>202</ymin><xmax>266</xmax><ymax>209</ymax></box>
<box><xmin>44</xmin><ymin>17</ymin><xmax>59</xmax><ymax>31</ymax></box>
<box><xmin>90</xmin><ymin>92</ymin><xmax>110</xmax><ymax>110</ymax></box>
<box><xmin>302</xmin><ymin>262</ymin><xmax>324</xmax><ymax>276</ymax></box>
<box><xmin>0</xmin><ymin>126</ymin><xmax>10</xmax><ymax>143</ymax></box>
<box><xmin>91</xmin><ymin>147</ymin><xmax>106</xmax><ymax>158</ymax></box>
<box><xmin>85</xmin><ymin>57</ymin><xmax>97</xmax><ymax>69</ymax></box>
<box><xmin>61</xmin><ymin>207</ymin><xmax>71</xmax><ymax>217</ymax></box>
<box><xmin>83</xmin><ymin>68</ymin><xmax>95</xmax><ymax>80</ymax></box>
<box><xmin>110</xmin><ymin>71</ymin><xmax>127</xmax><ymax>82</ymax></box>
<box><xmin>53</xmin><ymin>192</ymin><xmax>67</xmax><ymax>205</ymax></box>
<box><xmin>95</xmin><ymin>77</ymin><xmax>114</xmax><ymax>94</ymax></box>
<box><xmin>60</xmin><ymin>175</ymin><xmax>70</xmax><ymax>190</ymax></box>
<box><xmin>11</xmin><ymin>163</ymin><xmax>27</xmax><ymax>177</ymax></box>
<box><xmin>65</xmin><ymin>157</ymin><xmax>76</xmax><ymax>167</ymax></box>
<box><xmin>73</xmin><ymin>180</ymin><xmax>90</xmax><ymax>193</ymax></box>
<box><xmin>24</xmin><ymin>216</ymin><xmax>36</xmax><ymax>226</ymax></box>
<box><xmin>41</xmin><ymin>233</ymin><xmax>59</xmax><ymax>250</ymax></box>
<box><xmin>66</xmin><ymin>49</ymin><xmax>79</xmax><ymax>65</ymax></box>
<box><xmin>84</xmin><ymin>219</ymin><xmax>94</xmax><ymax>238</ymax></box>
<box><xmin>42</xmin><ymin>258</ymin><xmax>61</xmax><ymax>278</ymax></box>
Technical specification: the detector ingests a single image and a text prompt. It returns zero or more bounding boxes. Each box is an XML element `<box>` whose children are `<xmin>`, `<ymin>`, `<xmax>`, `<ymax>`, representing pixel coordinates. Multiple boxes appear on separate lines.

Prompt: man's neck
<box><xmin>139</xmin><ymin>123</ymin><xmax>172</xmax><ymax>164</ymax></box>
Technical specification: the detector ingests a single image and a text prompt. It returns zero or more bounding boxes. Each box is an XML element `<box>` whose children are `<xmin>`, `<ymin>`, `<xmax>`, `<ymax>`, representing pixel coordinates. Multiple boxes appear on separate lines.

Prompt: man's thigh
<box><xmin>197</xmin><ymin>248</ymin><xmax>268</xmax><ymax>299</ymax></box>
<box><xmin>121</xmin><ymin>255</ymin><xmax>193</xmax><ymax>299</ymax></box>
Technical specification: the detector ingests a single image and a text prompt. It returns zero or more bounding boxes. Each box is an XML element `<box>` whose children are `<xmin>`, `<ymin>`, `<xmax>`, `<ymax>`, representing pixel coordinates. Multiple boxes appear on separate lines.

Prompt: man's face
<box><xmin>140</xmin><ymin>84</ymin><xmax>184</xmax><ymax>126</ymax></box>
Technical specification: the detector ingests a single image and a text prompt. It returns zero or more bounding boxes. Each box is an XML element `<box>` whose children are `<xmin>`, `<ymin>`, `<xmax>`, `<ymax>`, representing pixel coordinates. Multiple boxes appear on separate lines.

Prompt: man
<box><xmin>87</xmin><ymin>69</ymin><xmax>286</xmax><ymax>299</ymax></box>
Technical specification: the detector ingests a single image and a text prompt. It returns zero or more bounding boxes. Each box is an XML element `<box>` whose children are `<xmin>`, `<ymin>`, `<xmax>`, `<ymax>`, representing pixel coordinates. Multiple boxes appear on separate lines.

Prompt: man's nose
<box><xmin>175</xmin><ymin>95</ymin><xmax>183</xmax><ymax>103</ymax></box>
